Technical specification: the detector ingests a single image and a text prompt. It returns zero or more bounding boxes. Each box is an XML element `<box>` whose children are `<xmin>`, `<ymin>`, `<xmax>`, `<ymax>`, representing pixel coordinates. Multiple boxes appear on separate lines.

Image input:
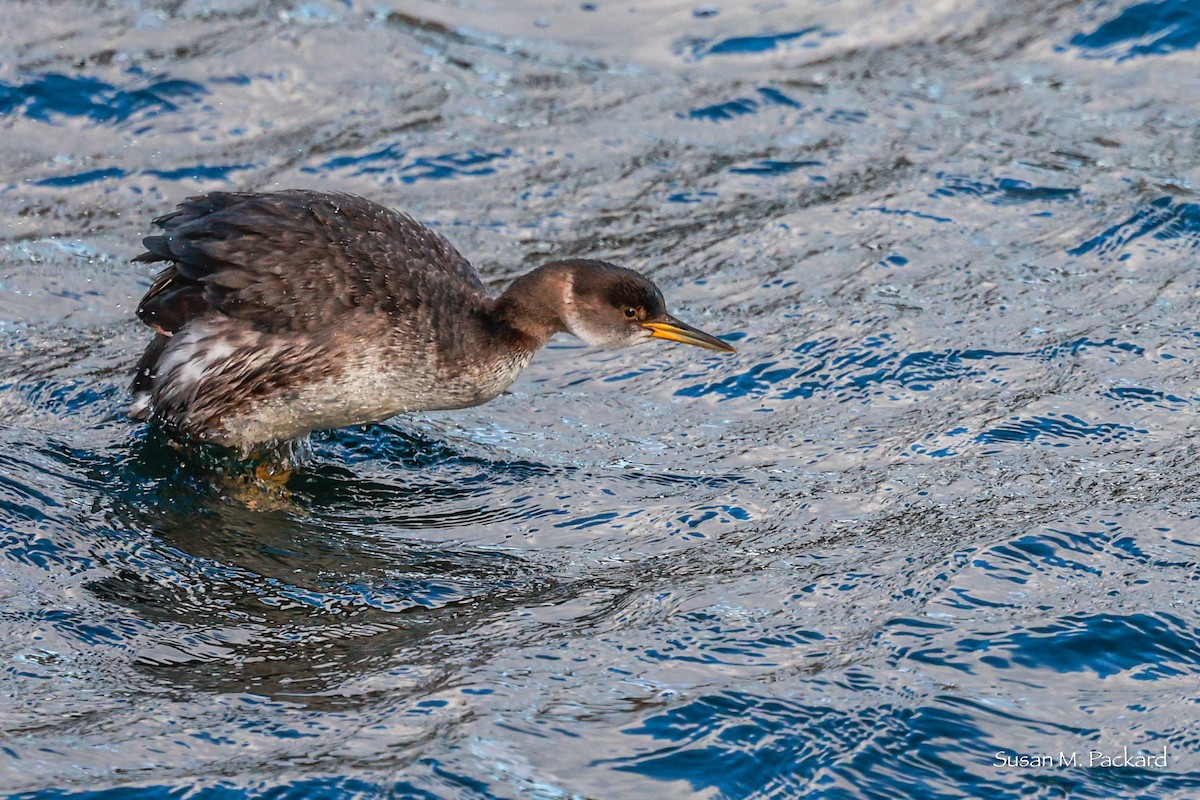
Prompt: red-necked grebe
<box><xmin>130</xmin><ymin>190</ymin><xmax>735</xmax><ymax>453</ymax></box>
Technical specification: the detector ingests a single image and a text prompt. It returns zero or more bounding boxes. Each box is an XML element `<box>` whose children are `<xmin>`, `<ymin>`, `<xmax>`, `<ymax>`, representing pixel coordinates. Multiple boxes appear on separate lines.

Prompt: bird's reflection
<box><xmin>85</xmin><ymin>427</ymin><xmax>570</xmax><ymax>708</ymax></box>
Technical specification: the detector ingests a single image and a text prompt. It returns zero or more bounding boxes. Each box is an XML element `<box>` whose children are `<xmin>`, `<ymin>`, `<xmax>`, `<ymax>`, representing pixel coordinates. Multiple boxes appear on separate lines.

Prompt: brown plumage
<box><xmin>130</xmin><ymin>190</ymin><xmax>734</xmax><ymax>454</ymax></box>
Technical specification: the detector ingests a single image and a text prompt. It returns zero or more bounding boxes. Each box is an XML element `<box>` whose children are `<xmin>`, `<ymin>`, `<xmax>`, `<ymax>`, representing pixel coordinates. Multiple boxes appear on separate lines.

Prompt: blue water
<box><xmin>0</xmin><ymin>71</ymin><xmax>205</xmax><ymax>126</ymax></box>
<box><xmin>2</xmin><ymin>0</ymin><xmax>1200</xmax><ymax>798</ymax></box>
<box><xmin>1069</xmin><ymin>0</ymin><xmax>1200</xmax><ymax>59</ymax></box>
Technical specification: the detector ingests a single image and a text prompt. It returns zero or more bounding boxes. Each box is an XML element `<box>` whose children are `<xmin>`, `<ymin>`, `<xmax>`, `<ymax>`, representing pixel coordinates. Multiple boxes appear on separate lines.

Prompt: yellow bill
<box><xmin>643</xmin><ymin>315</ymin><xmax>736</xmax><ymax>353</ymax></box>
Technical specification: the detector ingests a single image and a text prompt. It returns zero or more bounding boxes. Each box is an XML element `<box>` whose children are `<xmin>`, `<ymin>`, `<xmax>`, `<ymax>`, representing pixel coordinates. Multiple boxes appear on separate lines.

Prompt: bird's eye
<box><xmin>623</xmin><ymin>307</ymin><xmax>637</xmax><ymax>319</ymax></box>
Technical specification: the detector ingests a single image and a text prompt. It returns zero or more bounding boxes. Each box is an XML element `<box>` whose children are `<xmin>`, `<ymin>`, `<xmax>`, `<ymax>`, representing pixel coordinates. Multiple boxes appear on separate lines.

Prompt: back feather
<box><xmin>134</xmin><ymin>190</ymin><xmax>487</xmax><ymax>335</ymax></box>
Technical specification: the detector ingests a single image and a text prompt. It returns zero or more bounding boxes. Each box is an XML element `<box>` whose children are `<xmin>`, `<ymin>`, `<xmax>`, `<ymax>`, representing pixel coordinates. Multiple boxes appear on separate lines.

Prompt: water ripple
<box><xmin>1067</xmin><ymin>0</ymin><xmax>1200</xmax><ymax>60</ymax></box>
<box><xmin>931</xmin><ymin>174</ymin><xmax>1080</xmax><ymax>205</ymax></box>
<box><xmin>975</xmin><ymin>414</ymin><xmax>1146</xmax><ymax>448</ymax></box>
<box><xmin>677</xmin><ymin>334</ymin><xmax>1149</xmax><ymax>405</ymax></box>
<box><xmin>683</xmin><ymin>86</ymin><xmax>801</xmax><ymax>122</ymax></box>
<box><xmin>1069</xmin><ymin>196</ymin><xmax>1200</xmax><ymax>257</ymax></box>
<box><xmin>301</xmin><ymin>146</ymin><xmax>513</xmax><ymax>185</ymax></box>
<box><xmin>956</xmin><ymin>613</ymin><xmax>1200</xmax><ymax>680</ymax></box>
<box><xmin>677</xmin><ymin>26</ymin><xmax>832</xmax><ymax>60</ymax></box>
<box><xmin>0</xmin><ymin>71</ymin><xmax>205</xmax><ymax>126</ymax></box>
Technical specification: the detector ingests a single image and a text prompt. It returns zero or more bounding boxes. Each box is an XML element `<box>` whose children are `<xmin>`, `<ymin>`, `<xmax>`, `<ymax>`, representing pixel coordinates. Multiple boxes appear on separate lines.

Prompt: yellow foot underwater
<box><xmin>255</xmin><ymin>463</ymin><xmax>293</xmax><ymax>489</ymax></box>
<box><xmin>219</xmin><ymin>464</ymin><xmax>296</xmax><ymax>511</ymax></box>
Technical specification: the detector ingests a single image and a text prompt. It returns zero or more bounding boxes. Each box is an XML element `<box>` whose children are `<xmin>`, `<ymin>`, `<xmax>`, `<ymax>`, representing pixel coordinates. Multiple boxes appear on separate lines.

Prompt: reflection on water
<box><xmin>3</xmin><ymin>0</ymin><xmax>1200</xmax><ymax>797</ymax></box>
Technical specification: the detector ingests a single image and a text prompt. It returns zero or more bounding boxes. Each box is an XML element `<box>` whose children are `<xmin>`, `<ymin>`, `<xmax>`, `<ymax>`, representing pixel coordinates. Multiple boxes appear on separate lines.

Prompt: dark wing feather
<box><xmin>134</xmin><ymin>190</ymin><xmax>487</xmax><ymax>335</ymax></box>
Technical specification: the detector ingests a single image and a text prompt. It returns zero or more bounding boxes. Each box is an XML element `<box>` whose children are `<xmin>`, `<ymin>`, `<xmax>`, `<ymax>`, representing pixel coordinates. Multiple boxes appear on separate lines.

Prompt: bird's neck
<box><xmin>490</xmin><ymin>263</ymin><xmax>572</xmax><ymax>350</ymax></box>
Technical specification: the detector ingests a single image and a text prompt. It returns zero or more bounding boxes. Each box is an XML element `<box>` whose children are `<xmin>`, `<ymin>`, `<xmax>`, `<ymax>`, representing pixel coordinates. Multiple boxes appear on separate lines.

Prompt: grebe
<box><xmin>130</xmin><ymin>190</ymin><xmax>734</xmax><ymax>454</ymax></box>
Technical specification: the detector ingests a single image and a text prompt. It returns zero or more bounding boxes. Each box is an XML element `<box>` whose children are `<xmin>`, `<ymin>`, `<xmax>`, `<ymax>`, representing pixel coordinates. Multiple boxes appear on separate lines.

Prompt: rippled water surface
<box><xmin>3</xmin><ymin>0</ymin><xmax>1200</xmax><ymax>797</ymax></box>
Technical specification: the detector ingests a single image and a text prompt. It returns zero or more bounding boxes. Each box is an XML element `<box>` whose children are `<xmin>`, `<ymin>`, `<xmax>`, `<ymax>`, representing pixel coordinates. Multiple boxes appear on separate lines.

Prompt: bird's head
<box><xmin>553</xmin><ymin>259</ymin><xmax>735</xmax><ymax>353</ymax></box>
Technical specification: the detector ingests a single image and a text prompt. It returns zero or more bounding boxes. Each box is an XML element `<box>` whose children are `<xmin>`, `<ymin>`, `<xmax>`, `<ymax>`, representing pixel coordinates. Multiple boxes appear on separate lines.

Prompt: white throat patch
<box><xmin>559</xmin><ymin>270</ymin><xmax>619</xmax><ymax>347</ymax></box>
<box><xmin>561</xmin><ymin>270</ymin><xmax>583</xmax><ymax>334</ymax></box>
